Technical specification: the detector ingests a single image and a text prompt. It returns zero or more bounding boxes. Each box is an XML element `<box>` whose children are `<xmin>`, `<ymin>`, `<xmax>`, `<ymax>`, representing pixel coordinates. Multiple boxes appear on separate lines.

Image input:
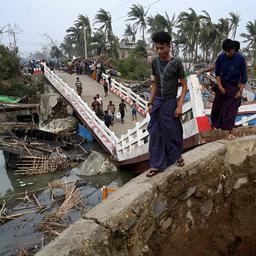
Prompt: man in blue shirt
<box><xmin>211</xmin><ymin>39</ymin><xmax>247</xmax><ymax>139</ymax></box>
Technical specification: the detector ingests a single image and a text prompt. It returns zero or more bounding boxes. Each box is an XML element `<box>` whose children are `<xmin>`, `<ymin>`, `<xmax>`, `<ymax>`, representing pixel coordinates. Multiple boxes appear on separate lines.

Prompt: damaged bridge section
<box><xmin>36</xmin><ymin>136</ymin><xmax>256</xmax><ymax>256</ymax></box>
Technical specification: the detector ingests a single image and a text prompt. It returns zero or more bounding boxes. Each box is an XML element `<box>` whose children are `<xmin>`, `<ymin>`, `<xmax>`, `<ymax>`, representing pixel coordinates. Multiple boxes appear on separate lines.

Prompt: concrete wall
<box><xmin>36</xmin><ymin>136</ymin><xmax>256</xmax><ymax>256</ymax></box>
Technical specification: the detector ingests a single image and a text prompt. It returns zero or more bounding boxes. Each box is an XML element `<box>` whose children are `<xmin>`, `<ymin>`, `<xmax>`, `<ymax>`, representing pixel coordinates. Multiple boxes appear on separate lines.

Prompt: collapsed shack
<box><xmin>1</xmin><ymin>127</ymin><xmax>87</xmax><ymax>173</ymax></box>
<box><xmin>0</xmin><ymin>103</ymin><xmax>39</xmax><ymax>123</ymax></box>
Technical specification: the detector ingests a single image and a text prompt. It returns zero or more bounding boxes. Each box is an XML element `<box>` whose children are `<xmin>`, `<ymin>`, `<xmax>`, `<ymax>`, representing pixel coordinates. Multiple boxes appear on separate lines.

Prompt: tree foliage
<box><xmin>60</xmin><ymin>7</ymin><xmax>256</xmax><ymax>76</ymax></box>
<box><xmin>0</xmin><ymin>44</ymin><xmax>20</xmax><ymax>80</ymax></box>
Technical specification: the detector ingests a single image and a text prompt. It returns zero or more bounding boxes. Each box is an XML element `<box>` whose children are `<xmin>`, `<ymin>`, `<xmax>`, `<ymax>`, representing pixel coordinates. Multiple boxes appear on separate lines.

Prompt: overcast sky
<box><xmin>0</xmin><ymin>0</ymin><xmax>255</xmax><ymax>57</ymax></box>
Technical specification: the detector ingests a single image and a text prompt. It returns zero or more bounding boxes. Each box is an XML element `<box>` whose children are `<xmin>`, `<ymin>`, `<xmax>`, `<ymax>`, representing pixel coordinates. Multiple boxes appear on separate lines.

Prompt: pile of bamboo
<box><xmin>49</xmin><ymin>180</ymin><xmax>84</xmax><ymax>217</ymax></box>
<box><xmin>38</xmin><ymin>181</ymin><xmax>84</xmax><ymax>237</ymax></box>
<box><xmin>15</xmin><ymin>153</ymin><xmax>67</xmax><ymax>175</ymax></box>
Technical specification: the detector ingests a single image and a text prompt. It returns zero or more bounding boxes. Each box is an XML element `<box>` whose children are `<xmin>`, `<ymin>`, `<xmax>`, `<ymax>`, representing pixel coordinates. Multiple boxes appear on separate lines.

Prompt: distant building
<box><xmin>119</xmin><ymin>42</ymin><xmax>136</xmax><ymax>59</ymax></box>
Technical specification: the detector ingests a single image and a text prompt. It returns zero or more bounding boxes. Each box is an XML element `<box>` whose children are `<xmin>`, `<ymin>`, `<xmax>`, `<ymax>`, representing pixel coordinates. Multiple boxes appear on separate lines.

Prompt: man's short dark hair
<box><xmin>152</xmin><ymin>31</ymin><xmax>171</xmax><ymax>44</ymax></box>
<box><xmin>233</xmin><ymin>40</ymin><xmax>240</xmax><ymax>52</ymax></box>
<box><xmin>222</xmin><ymin>39</ymin><xmax>235</xmax><ymax>51</ymax></box>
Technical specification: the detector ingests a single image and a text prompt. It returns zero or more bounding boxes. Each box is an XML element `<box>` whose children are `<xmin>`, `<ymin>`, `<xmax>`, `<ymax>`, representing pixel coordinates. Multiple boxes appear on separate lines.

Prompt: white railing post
<box><xmin>136</xmin><ymin>122</ymin><xmax>144</xmax><ymax>147</ymax></box>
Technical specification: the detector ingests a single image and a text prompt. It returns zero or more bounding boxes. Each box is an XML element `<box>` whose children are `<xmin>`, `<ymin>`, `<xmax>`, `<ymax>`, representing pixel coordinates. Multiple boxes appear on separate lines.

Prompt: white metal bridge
<box><xmin>43</xmin><ymin>65</ymin><xmax>256</xmax><ymax>166</ymax></box>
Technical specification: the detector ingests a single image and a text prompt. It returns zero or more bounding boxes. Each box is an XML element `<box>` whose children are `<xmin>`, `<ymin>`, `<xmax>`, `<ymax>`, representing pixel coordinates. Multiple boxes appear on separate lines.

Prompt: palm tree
<box><xmin>123</xmin><ymin>24</ymin><xmax>136</xmax><ymax>45</ymax></box>
<box><xmin>216</xmin><ymin>18</ymin><xmax>230</xmax><ymax>38</ymax></box>
<box><xmin>164</xmin><ymin>12</ymin><xmax>177</xmax><ymax>42</ymax></box>
<box><xmin>66</xmin><ymin>25</ymin><xmax>84</xmax><ymax>57</ymax></box>
<box><xmin>127</xmin><ymin>4</ymin><xmax>148</xmax><ymax>43</ymax></box>
<box><xmin>198</xmin><ymin>10</ymin><xmax>219</xmax><ymax>62</ymax></box>
<box><xmin>241</xmin><ymin>20</ymin><xmax>256</xmax><ymax>67</ymax></box>
<box><xmin>60</xmin><ymin>35</ymin><xmax>74</xmax><ymax>58</ymax></box>
<box><xmin>94</xmin><ymin>8</ymin><xmax>113</xmax><ymax>55</ymax></box>
<box><xmin>75</xmin><ymin>14</ymin><xmax>92</xmax><ymax>45</ymax></box>
<box><xmin>147</xmin><ymin>14</ymin><xmax>169</xmax><ymax>34</ymax></box>
<box><xmin>228</xmin><ymin>12</ymin><xmax>240</xmax><ymax>39</ymax></box>
<box><xmin>91</xmin><ymin>29</ymin><xmax>107</xmax><ymax>55</ymax></box>
<box><xmin>177</xmin><ymin>8</ymin><xmax>204</xmax><ymax>62</ymax></box>
<box><xmin>65</xmin><ymin>14</ymin><xmax>92</xmax><ymax>58</ymax></box>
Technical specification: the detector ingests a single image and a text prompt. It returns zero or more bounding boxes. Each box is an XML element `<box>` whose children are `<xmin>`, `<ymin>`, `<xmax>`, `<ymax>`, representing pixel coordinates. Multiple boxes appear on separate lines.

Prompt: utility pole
<box><xmin>83</xmin><ymin>24</ymin><xmax>88</xmax><ymax>59</ymax></box>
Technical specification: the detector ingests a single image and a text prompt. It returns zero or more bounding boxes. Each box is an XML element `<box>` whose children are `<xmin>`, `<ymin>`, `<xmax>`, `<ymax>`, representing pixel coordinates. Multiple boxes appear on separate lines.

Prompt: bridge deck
<box><xmin>57</xmin><ymin>71</ymin><xmax>144</xmax><ymax>138</ymax></box>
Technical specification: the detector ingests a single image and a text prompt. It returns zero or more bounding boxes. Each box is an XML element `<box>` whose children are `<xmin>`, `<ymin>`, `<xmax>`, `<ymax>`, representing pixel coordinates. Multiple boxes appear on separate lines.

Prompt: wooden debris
<box><xmin>37</xmin><ymin>181</ymin><xmax>85</xmax><ymax>237</ymax></box>
<box><xmin>37</xmin><ymin>215</ymin><xmax>68</xmax><ymax>238</ymax></box>
<box><xmin>4</xmin><ymin>210</ymin><xmax>35</xmax><ymax>220</ymax></box>
<box><xmin>49</xmin><ymin>180</ymin><xmax>84</xmax><ymax>217</ymax></box>
<box><xmin>0</xmin><ymin>200</ymin><xmax>7</xmax><ymax>224</ymax></box>
<box><xmin>33</xmin><ymin>194</ymin><xmax>42</xmax><ymax>208</ymax></box>
<box><xmin>15</xmin><ymin>152</ymin><xmax>67</xmax><ymax>175</ymax></box>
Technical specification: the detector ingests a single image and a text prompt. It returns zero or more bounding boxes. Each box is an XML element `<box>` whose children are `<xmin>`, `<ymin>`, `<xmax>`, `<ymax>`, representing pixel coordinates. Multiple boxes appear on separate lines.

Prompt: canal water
<box><xmin>0</xmin><ymin>148</ymin><xmax>137</xmax><ymax>255</ymax></box>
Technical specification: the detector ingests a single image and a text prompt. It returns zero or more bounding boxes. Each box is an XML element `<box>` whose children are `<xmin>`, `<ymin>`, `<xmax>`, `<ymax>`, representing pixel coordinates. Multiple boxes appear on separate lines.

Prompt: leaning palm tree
<box><xmin>65</xmin><ymin>14</ymin><xmax>92</xmax><ymax>58</ymax></box>
<box><xmin>198</xmin><ymin>10</ymin><xmax>217</xmax><ymax>62</ymax></box>
<box><xmin>75</xmin><ymin>14</ymin><xmax>92</xmax><ymax>42</ymax></box>
<box><xmin>228</xmin><ymin>12</ymin><xmax>240</xmax><ymax>39</ymax></box>
<box><xmin>177</xmin><ymin>8</ymin><xmax>204</xmax><ymax>62</ymax></box>
<box><xmin>147</xmin><ymin>12</ymin><xmax>176</xmax><ymax>44</ymax></box>
<box><xmin>94</xmin><ymin>8</ymin><xmax>113</xmax><ymax>55</ymax></box>
<box><xmin>127</xmin><ymin>4</ymin><xmax>148</xmax><ymax>43</ymax></box>
<box><xmin>66</xmin><ymin>25</ymin><xmax>84</xmax><ymax>57</ymax></box>
<box><xmin>216</xmin><ymin>18</ymin><xmax>231</xmax><ymax>39</ymax></box>
<box><xmin>147</xmin><ymin>14</ymin><xmax>168</xmax><ymax>34</ymax></box>
<box><xmin>241</xmin><ymin>20</ymin><xmax>256</xmax><ymax>67</ymax></box>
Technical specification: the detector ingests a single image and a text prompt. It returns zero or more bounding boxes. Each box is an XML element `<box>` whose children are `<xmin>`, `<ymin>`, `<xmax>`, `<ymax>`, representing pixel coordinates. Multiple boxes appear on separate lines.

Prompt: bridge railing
<box><xmin>43</xmin><ymin>65</ymin><xmax>118</xmax><ymax>153</ymax></box>
<box><xmin>102</xmin><ymin>74</ymin><xmax>148</xmax><ymax>114</ymax></box>
<box><xmin>115</xmin><ymin>79</ymin><xmax>197</xmax><ymax>161</ymax></box>
<box><xmin>116</xmin><ymin>75</ymin><xmax>214</xmax><ymax>161</ymax></box>
<box><xmin>116</xmin><ymin>99</ymin><xmax>195</xmax><ymax>161</ymax></box>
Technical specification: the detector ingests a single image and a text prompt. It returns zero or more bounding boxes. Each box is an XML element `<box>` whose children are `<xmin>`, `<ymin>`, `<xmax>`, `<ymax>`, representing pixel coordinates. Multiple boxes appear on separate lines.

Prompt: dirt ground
<box><xmin>161</xmin><ymin>156</ymin><xmax>256</xmax><ymax>256</ymax></box>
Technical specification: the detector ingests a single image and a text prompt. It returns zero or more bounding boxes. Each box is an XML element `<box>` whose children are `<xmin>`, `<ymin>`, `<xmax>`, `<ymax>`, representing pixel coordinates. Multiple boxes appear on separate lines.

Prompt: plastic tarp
<box><xmin>78</xmin><ymin>123</ymin><xmax>94</xmax><ymax>142</ymax></box>
<box><xmin>0</xmin><ymin>96</ymin><xmax>21</xmax><ymax>103</ymax></box>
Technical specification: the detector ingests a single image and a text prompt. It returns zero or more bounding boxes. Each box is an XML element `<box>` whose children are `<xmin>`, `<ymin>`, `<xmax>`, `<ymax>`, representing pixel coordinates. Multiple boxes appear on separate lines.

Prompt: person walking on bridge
<box><xmin>91</xmin><ymin>97</ymin><xmax>101</xmax><ymax>118</ymax></box>
<box><xmin>103</xmin><ymin>78</ymin><xmax>108</xmax><ymax>97</ymax></box>
<box><xmin>107</xmin><ymin>100</ymin><xmax>115</xmax><ymax>125</ymax></box>
<box><xmin>119</xmin><ymin>99</ymin><xmax>127</xmax><ymax>124</ymax></box>
<box><xmin>147</xmin><ymin>31</ymin><xmax>187</xmax><ymax>177</ymax></box>
<box><xmin>75</xmin><ymin>77</ymin><xmax>83</xmax><ymax>96</ymax></box>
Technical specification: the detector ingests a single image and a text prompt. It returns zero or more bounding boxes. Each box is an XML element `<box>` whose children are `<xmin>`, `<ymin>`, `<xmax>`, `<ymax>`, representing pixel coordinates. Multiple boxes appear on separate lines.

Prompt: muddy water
<box><xmin>0</xmin><ymin>149</ymin><xmax>136</xmax><ymax>255</ymax></box>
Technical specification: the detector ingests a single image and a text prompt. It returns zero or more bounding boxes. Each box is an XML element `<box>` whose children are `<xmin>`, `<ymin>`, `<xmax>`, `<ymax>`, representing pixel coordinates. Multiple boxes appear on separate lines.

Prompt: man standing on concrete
<box><xmin>211</xmin><ymin>39</ymin><xmax>247</xmax><ymax>140</ymax></box>
<box><xmin>147</xmin><ymin>31</ymin><xmax>187</xmax><ymax>177</ymax></box>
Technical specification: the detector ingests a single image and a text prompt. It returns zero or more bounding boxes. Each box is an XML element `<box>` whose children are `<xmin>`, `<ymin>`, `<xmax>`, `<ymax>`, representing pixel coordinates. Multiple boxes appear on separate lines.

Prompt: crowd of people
<box><xmin>69</xmin><ymin>59</ymin><xmax>138</xmax><ymax>128</ymax></box>
<box><xmin>90</xmin><ymin>94</ymin><xmax>130</xmax><ymax>127</ymax></box>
